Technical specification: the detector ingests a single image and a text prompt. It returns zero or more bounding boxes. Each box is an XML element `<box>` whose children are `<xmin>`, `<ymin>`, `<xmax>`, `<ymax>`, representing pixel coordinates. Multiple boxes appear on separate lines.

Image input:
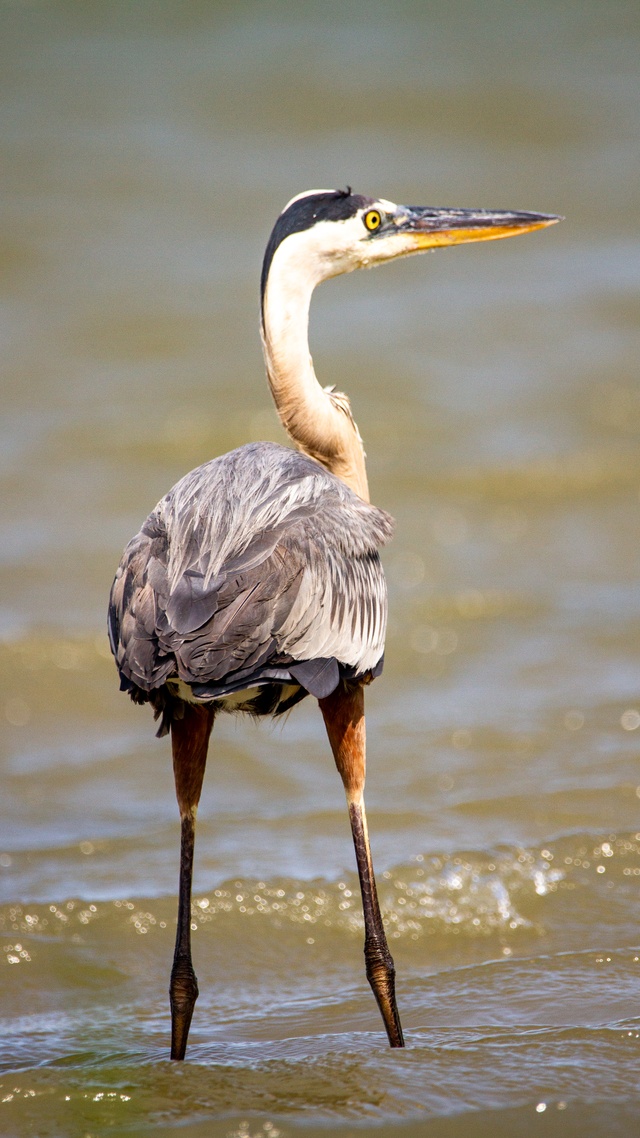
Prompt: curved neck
<box><xmin>260</xmin><ymin>238</ymin><xmax>369</xmax><ymax>501</ymax></box>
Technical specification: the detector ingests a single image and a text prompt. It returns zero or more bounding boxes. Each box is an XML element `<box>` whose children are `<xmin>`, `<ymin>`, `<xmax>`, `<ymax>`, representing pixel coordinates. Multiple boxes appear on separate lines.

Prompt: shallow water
<box><xmin>2</xmin><ymin>1</ymin><xmax>640</xmax><ymax>1135</ymax></box>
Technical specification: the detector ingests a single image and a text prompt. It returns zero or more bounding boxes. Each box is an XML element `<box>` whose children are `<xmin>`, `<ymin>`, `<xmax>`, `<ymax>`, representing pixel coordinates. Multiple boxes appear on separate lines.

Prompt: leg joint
<box><xmin>364</xmin><ymin>935</ymin><xmax>396</xmax><ymax>981</ymax></box>
<box><xmin>170</xmin><ymin>956</ymin><xmax>199</xmax><ymax>1013</ymax></box>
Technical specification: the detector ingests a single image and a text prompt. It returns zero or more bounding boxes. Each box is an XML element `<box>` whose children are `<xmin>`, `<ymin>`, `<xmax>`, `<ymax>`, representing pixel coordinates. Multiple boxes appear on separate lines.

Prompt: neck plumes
<box><xmin>260</xmin><ymin>238</ymin><xmax>369</xmax><ymax>501</ymax></box>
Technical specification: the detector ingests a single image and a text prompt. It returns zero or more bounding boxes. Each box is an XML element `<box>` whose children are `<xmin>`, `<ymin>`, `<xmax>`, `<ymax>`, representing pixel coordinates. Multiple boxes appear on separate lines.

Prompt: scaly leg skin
<box><xmin>169</xmin><ymin>702</ymin><xmax>214</xmax><ymax>1060</ymax></box>
<box><xmin>319</xmin><ymin>682</ymin><xmax>405</xmax><ymax>1048</ymax></box>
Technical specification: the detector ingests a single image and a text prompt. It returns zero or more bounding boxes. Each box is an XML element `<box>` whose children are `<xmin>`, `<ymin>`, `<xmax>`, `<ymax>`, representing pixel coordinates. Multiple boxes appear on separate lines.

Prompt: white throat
<box><xmin>261</xmin><ymin>226</ymin><xmax>369</xmax><ymax>501</ymax></box>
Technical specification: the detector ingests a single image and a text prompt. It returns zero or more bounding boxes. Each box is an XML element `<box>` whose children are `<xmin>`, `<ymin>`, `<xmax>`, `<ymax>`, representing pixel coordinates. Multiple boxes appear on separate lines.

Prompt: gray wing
<box><xmin>109</xmin><ymin>442</ymin><xmax>394</xmax><ymax>701</ymax></box>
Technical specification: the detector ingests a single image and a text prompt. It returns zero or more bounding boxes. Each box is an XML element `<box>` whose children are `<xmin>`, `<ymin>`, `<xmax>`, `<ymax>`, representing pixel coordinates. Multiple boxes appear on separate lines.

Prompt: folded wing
<box><xmin>108</xmin><ymin>442</ymin><xmax>394</xmax><ymax>703</ymax></box>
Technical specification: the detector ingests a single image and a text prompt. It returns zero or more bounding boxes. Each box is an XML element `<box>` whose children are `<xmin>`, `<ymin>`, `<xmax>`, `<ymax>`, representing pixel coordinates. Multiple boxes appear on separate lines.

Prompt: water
<box><xmin>1</xmin><ymin>1</ymin><xmax>640</xmax><ymax>1134</ymax></box>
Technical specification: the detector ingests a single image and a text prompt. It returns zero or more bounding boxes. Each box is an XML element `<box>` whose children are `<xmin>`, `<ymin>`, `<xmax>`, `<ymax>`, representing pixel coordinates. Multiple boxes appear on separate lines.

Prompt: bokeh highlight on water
<box><xmin>1</xmin><ymin>1</ymin><xmax>640</xmax><ymax>1135</ymax></box>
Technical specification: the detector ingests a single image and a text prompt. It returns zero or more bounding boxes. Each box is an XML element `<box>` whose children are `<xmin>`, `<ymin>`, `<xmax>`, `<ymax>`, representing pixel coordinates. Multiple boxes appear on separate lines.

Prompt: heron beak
<box><xmin>391</xmin><ymin>205</ymin><xmax>562</xmax><ymax>250</ymax></box>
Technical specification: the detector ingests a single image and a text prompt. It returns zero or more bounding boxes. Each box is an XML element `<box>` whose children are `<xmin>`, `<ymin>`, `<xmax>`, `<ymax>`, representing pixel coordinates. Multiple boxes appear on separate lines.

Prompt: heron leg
<box><xmin>169</xmin><ymin>701</ymin><xmax>214</xmax><ymax>1060</ymax></box>
<box><xmin>319</xmin><ymin>682</ymin><xmax>405</xmax><ymax>1048</ymax></box>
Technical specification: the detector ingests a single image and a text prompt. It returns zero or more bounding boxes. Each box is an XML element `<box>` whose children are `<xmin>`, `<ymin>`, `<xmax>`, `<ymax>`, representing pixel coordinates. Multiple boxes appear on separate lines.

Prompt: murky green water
<box><xmin>2</xmin><ymin>1</ymin><xmax>640</xmax><ymax>1135</ymax></box>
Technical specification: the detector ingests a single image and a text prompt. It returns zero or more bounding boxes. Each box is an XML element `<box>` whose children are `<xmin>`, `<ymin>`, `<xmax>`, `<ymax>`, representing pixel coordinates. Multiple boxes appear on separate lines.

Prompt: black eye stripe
<box><xmin>261</xmin><ymin>190</ymin><xmax>372</xmax><ymax>311</ymax></box>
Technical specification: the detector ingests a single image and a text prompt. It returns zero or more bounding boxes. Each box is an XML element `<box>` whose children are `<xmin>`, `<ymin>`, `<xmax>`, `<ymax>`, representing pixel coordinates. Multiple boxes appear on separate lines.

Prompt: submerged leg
<box><xmin>169</xmin><ymin>701</ymin><xmax>214</xmax><ymax>1060</ymax></box>
<box><xmin>319</xmin><ymin>682</ymin><xmax>405</xmax><ymax>1048</ymax></box>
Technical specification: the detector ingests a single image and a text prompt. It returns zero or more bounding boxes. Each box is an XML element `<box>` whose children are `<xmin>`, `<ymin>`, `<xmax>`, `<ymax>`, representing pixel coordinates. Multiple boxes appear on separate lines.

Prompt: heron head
<box><xmin>261</xmin><ymin>188</ymin><xmax>561</xmax><ymax>307</ymax></box>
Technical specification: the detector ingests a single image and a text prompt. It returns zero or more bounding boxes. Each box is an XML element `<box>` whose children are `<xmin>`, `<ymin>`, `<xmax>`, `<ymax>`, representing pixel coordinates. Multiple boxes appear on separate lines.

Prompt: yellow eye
<box><xmin>364</xmin><ymin>209</ymin><xmax>382</xmax><ymax>232</ymax></box>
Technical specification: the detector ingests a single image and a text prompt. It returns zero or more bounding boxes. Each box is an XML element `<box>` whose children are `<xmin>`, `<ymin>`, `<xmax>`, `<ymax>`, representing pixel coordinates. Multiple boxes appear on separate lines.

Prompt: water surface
<box><xmin>1</xmin><ymin>1</ymin><xmax>640</xmax><ymax>1135</ymax></box>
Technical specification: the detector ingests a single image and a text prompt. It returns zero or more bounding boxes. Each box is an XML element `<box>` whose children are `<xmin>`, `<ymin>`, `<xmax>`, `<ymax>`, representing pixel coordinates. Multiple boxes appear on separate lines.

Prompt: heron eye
<box><xmin>363</xmin><ymin>209</ymin><xmax>382</xmax><ymax>232</ymax></box>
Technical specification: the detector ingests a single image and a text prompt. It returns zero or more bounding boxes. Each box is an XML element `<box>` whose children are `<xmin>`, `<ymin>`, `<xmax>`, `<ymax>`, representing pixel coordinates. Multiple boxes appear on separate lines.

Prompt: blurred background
<box><xmin>1</xmin><ymin>1</ymin><xmax>639</xmax><ymax>1135</ymax></box>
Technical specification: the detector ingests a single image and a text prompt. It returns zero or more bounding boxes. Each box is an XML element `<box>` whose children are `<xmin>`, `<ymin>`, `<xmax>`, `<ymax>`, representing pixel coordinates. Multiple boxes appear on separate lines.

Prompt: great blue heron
<box><xmin>108</xmin><ymin>189</ymin><xmax>559</xmax><ymax>1056</ymax></box>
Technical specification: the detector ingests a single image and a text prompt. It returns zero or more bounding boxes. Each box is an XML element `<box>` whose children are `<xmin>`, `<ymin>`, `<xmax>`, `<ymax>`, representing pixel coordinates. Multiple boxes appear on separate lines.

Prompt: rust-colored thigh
<box><xmin>319</xmin><ymin>682</ymin><xmax>366</xmax><ymax>798</ymax></box>
<box><xmin>171</xmin><ymin>702</ymin><xmax>215</xmax><ymax>816</ymax></box>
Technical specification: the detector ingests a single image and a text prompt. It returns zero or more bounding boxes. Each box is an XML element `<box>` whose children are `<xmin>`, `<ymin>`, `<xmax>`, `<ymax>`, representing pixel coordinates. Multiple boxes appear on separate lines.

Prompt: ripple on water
<box><xmin>3</xmin><ymin>830</ymin><xmax>640</xmax><ymax>954</ymax></box>
<box><xmin>4</xmin><ymin>828</ymin><xmax>640</xmax><ymax>1130</ymax></box>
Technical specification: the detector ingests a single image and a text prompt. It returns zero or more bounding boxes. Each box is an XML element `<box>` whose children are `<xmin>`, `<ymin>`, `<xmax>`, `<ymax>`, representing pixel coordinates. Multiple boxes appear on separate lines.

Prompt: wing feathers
<box><xmin>109</xmin><ymin>442</ymin><xmax>393</xmax><ymax>697</ymax></box>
